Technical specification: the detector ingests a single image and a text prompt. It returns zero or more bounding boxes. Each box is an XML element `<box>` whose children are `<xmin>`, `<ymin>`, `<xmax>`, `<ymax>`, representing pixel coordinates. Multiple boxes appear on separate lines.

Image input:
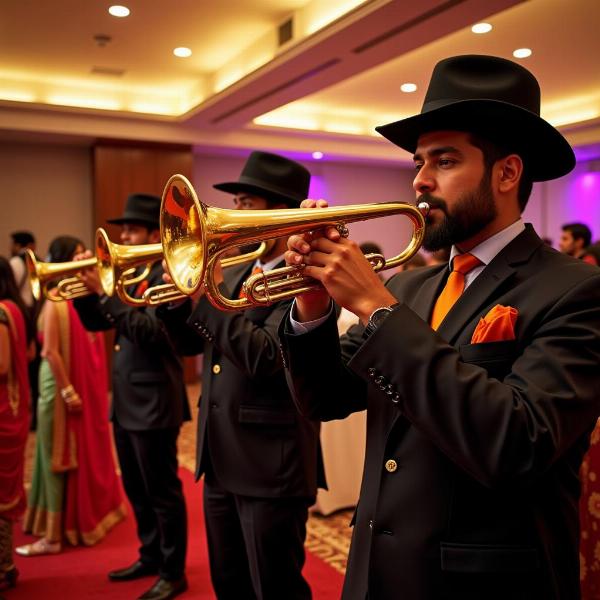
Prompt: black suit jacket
<box><xmin>159</xmin><ymin>260</ymin><xmax>325</xmax><ymax>499</ymax></box>
<box><xmin>74</xmin><ymin>262</ymin><xmax>190</xmax><ymax>431</ymax></box>
<box><xmin>280</xmin><ymin>225</ymin><xmax>600</xmax><ymax>600</ymax></box>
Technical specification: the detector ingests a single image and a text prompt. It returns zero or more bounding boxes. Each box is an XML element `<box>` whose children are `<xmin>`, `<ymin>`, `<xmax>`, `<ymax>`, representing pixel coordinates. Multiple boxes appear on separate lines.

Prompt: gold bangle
<box><xmin>60</xmin><ymin>384</ymin><xmax>75</xmax><ymax>399</ymax></box>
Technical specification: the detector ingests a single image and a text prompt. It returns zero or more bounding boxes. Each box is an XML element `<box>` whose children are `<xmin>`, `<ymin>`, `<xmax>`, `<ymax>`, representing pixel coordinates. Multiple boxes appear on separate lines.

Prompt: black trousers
<box><xmin>203</xmin><ymin>470</ymin><xmax>313</xmax><ymax>600</ymax></box>
<box><xmin>113</xmin><ymin>421</ymin><xmax>187</xmax><ymax>580</ymax></box>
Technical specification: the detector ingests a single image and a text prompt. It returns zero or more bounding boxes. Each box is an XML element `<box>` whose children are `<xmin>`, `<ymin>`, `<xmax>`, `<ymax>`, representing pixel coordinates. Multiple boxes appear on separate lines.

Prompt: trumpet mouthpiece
<box><xmin>417</xmin><ymin>202</ymin><xmax>430</xmax><ymax>216</ymax></box>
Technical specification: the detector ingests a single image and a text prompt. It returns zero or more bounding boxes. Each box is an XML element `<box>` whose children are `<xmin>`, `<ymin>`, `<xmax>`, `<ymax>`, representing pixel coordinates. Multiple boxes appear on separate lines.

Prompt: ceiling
<box><xmin>1</xmin><ymin>0</ymin><xmax>599</xmax><ymax>165</ymax></box>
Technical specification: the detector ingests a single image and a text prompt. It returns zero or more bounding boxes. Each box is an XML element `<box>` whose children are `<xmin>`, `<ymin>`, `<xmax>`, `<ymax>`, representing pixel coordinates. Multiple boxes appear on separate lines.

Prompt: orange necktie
<box><xmin>238</xmin><ymin>265</ymin><xmax>263</xmax><ymax>299</ymax></box>
<box><xmin>430</xmin><ymin>253</ymin><xmax>482</xmax><ymax>330</ymax></box>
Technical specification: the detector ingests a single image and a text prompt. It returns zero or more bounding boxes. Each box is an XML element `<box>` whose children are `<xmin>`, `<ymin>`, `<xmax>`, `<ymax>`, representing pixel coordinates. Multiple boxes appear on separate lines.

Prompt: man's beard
<box><xmin>420</xmin><ymin>171</ymin><xmax>497</xmax><ymax>252</ymax></box>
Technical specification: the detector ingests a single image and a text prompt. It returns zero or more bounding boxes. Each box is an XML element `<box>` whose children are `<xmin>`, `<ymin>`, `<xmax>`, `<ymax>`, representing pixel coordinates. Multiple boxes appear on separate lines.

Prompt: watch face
<box><xmin>366</xmin><ymin>306</ymin><xmax>393</xmax><ymax>335</ymax></box>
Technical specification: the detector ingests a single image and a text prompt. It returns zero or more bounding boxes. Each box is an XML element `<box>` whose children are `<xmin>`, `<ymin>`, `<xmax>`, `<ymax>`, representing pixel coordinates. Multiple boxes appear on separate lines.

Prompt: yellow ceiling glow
<box><xmin>300</xmin><ymin>0</ymin><xmax>369</xmax><ymax>36</ymax></box>
<box><xmin>542</xmin><ymin>93</ymin><xmax>600</xmax><ymax>127</ymax></box>
<box><xmin>254</xmin><ymin>113</ymin><xmax>320</xmax><ymax>131</ymax></box>
<box><xmin>47</xmin><ymin>94</ymin><xmax>122</xmax><ymax>111</ymax></box>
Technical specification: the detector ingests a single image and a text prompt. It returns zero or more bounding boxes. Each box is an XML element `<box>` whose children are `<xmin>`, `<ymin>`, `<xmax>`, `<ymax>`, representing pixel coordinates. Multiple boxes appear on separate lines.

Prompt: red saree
<box><xmin>25</xmin><ymin>301</ymin><xmax>126</xmax><ymax>545</ymax></box>
<box><xmin>580</xmin><ymin>419</ymin><xmax>600</xmax><ymax>599</ymax></box>
<box><xmin>0</xmin><ymin>300</ymin><xmax>30</xmax><ymax>522</ymax></box>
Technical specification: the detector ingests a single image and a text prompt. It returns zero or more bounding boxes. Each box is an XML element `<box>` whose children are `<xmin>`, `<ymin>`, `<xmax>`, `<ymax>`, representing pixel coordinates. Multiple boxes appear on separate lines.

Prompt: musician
<box><xmin>74</xmin><ymin>194</ymin><xmax>190</xmax><ymax>600</ymax></box>
<box><xmin>158</xmin><ymin>152</ymin><xmax>325</xmax><ymax>600</ymax></box>
<box><xmin>280</xmin><ymin>55</ymin><xmax>600</xmax><ymax>599</ymax></box>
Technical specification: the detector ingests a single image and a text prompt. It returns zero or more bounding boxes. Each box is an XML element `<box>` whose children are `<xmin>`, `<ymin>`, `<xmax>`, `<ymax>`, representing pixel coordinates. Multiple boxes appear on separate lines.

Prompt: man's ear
<box><xmin>496</xmin><ymin>154</ymin><xmax>523</xmax><ymax>193</ymax></box>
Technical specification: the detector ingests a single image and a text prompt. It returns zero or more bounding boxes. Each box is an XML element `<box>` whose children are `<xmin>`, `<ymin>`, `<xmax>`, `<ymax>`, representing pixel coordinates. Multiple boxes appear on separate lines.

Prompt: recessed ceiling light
<box><xmin>173</xmin><ymin>47</ymin><xmax>192</xmax><ymax>58</ymax></box>
<box><xmin>108</xmin><ymin>5</ymin><xmax>130</xmax><ymax>18</ymax></box>
<box><xmin>471</xmin><ymin>22</ymin><xmax>492</xmax><ymax>34</ymax></box>
<box><xmin>312</xmin><ymin>151</ymin><xmax>324</xmax><ymax>160</ymax></box>
<box><xmin>513</xmin><ymin>48</ymin><xmax>532</xmax><ymax>59</ymax></box>
<box><xmin>400</xmin><ymin>83</ymin><xmax>417</xmax><ymax>93</ymax></box>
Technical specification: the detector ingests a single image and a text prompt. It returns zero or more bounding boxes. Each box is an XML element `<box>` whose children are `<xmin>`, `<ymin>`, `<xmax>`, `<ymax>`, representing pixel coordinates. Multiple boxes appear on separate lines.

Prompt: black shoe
<box><xmin>137</xmin><ymin>576</ymin><xmax>188</xmax><ymax>600</ymax></box>
<box><xmin>108</xmin><ymin>560</ymin><xmax>159</xmax><ymax>581</ymax></box>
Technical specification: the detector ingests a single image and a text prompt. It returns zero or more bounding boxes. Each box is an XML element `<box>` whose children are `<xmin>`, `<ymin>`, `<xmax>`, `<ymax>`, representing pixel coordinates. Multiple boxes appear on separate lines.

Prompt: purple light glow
<box><xmin>567</xmin><ymin>172</ymin><xmax>600</xmax><ymax>240</ymax></box>
<box><xmin>308</xmin><ymin>175</ymin><xmax>328</xmax><ymax>203</ymax></box>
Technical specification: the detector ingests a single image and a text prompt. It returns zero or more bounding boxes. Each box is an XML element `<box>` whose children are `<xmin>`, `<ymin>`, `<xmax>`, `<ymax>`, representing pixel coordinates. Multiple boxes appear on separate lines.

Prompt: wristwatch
<box><xmin>364</xmin><ymin>303</ymin><xmax>399</xmax><ymax>337</ymax></box>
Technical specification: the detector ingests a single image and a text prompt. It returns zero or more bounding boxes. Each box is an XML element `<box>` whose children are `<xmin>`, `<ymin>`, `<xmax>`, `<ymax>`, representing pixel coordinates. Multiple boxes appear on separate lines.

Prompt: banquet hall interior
<box><xmin>1</xmin><ymin>0</ymin><xmax>600</xmax><ymax>598</ymax></box>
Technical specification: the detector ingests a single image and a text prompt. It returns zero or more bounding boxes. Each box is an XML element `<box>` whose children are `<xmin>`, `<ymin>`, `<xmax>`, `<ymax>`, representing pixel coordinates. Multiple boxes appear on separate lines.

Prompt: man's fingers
<box><xmin>287</xmin><ymin>234</ymin><xmax>311</xmax><ymax>254</ymax></box>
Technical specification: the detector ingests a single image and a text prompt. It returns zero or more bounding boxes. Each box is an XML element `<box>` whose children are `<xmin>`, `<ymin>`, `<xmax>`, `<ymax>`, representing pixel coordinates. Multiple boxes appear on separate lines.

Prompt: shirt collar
<box><xmin>254</xmin><ymin>254</ymin><xmax>285</xmax><ymax>272</ymax></box>
<box><xmin>449</xmin><ymin>218</ymin><xmax>526</xmax><ymax>267</ymax></box>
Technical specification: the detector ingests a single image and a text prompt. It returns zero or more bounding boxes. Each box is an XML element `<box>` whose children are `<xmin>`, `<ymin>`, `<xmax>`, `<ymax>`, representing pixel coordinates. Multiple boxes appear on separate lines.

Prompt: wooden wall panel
<box><xmin>92</xmin><ymin>142</ymin><xmax>198</xmax><ymax>383</ymax></box>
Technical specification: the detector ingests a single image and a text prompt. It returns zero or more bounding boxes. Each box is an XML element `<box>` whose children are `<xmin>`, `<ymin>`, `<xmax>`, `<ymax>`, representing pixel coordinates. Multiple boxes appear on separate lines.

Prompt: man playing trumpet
<box><xmin>74</xmin><ymin>193</ymin><xmax>190</xmax><ymax>600</ymax></box>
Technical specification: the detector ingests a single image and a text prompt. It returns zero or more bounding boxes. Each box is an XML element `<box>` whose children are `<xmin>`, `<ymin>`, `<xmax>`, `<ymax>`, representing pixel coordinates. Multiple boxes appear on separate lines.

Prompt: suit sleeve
<box><xmin>156</xmin><ymin>299</ymin><xmax>205</xmax><ymax>356</ymax></box>
<box><xmin>73</xmin><ymin>269</ymin><xmax>178</xmax><ymax>348</ymax></box>
<box><xmin>280</xmin><ymin>306</ymin><xmax>369</xmax><ymax>422</ymax></box>
<box><xmin>348</xmin><ymin>271</ymin><xmax>600</xmax><ymax>488</ymax></box>
<box><xmin>187</xmin><ymin>281</ymin><xmax>290</xmax><ymax>378</ymax></box>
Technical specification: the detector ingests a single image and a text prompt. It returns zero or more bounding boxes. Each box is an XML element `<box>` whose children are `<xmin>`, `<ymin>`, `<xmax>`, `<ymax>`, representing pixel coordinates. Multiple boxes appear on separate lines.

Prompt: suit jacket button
<box><xmin>114</xmin><ymin>344</ymin><xmax>121</xmax><ymax>352</ymax></box>
<box><xmin>212</xmin><ymin>364</ymin><xmax>221</xmax><ymax>374</ymax></box>
<box><xmin>385</xmin><ymin>459</ymin><xmax>398</xmax><ymax>473</ymax></box>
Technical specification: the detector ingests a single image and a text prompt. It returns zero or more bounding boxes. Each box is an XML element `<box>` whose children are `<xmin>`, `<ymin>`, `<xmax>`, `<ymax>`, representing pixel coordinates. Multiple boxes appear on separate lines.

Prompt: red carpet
<box><xmin>8</xmin><ymin>468</ymin><xmax>344</xmax><ymax>599</ymax></box>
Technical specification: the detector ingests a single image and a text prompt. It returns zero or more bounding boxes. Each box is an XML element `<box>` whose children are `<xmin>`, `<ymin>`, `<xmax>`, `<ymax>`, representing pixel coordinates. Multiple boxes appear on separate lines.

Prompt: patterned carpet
<box><xmin>24</xmin><ymin>382</ymin><xmax>353</xmax><ymax>576</ymax></box>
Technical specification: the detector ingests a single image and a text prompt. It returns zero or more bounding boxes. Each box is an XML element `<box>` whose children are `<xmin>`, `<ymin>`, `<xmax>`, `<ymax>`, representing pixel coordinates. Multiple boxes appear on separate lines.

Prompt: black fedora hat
<box><xmin>107</xmin><ymin>193</ymin><xmax>161</xmax><ymax>228</ymax></box>
<box><xmin>213</xmin><ymin>151</ymin><xmax>310</xmax><ymax>207</ymax></box>
<box><xmin>376</xmin><ymin>55</ymin><xmax>575</xmax><ymax>181</ymax></box>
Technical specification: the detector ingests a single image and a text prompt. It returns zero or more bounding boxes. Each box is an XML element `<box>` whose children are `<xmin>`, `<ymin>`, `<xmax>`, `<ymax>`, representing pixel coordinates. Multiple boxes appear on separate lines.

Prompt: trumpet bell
<box><xmin>25</xmin><ymin>249</ymin><xmax>96</xmax><ymax>302</ymax></box>
<box><xmin>161</xmin><ymin>176</ymin><xmax>206</xmax><ymax>296</ymax></box>
<box><xmin>95</xmin><ymin>228</ymin><xmax>163</xmax><ymax>299</ymax></box>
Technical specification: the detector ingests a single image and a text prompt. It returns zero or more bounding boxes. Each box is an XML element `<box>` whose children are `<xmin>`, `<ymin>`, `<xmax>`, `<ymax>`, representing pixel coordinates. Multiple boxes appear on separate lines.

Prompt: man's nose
<box><xmin>413</xmin><ymin>168</ymin><xmax>434</xmax><ymax>195</ymax></box>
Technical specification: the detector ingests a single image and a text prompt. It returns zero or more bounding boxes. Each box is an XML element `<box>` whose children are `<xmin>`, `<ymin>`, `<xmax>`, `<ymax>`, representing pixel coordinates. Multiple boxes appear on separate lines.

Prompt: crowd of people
<box><xmin>1</xmin><ymin>53</ymin><xmax>600</xmax><ymax>600</ymax></box>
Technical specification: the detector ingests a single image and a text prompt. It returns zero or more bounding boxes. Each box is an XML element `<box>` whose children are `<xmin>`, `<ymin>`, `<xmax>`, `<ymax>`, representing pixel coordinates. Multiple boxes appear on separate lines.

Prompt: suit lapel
<box><xmin>436</xmin><ymin>225</ymin><xmax>542</xmax><ymax>345</ymax></box>
<box><xmin>408</xmin><ymin>264</ymin><xmax>448</xmax><ymax>322</ymax></box>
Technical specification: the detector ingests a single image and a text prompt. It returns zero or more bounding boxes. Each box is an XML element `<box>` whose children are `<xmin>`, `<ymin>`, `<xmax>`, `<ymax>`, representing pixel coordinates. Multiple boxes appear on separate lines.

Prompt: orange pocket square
<box><xmin>471</xmin><ymin>304</ymin><xmax>517</xmax><ymax>344</ymax></box>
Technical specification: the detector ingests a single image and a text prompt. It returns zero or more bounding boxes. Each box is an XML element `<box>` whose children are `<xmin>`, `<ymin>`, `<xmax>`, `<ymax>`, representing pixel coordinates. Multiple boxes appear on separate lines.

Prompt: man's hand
<box><xmin>74</xmin><ymin>250</ymin><xmax>103</xmax><ymax>295</ymax></box>
<box><xmin>285</xmin><ymin>199</ymin><xmax>337</xmax><ymax>322</ymax></box>
<box><xmin>285</xmin><ymin>200</ymin><xmax>397</xmax><ymax>324</ymax></box>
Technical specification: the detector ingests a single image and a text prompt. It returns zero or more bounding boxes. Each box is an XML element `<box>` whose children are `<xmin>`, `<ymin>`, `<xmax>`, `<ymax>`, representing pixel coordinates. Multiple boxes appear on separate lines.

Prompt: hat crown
<box><xmin>375</xmin><ymin>54</ymin><xmax>575</xmax><ymax>182</ymax></box>
<box><xmin>108</xmin><ymin>193</ymin><xmax>161</xmax><ymax>227</ymax></box>
<box><xmin>213</xmin><ymin>151</ymin><xmax>310</xmax><ymax>207</ymax></box>
<box><xmin>423</xmin><ymin>55</ymin><xmax>540</xmax><ymax>115</ymax></box>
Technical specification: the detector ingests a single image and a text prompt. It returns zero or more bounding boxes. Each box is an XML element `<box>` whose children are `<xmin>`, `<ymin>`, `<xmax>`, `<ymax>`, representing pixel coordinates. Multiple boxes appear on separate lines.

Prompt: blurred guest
<box><xmin>16</xmin><ymin>236</ymin><xmax>125</xmax><ymax>557</ymax></box>
<box><xmin>559</xmin><ymin>222</ymin><xmax>597</xmax><ymax>264</ymax></box>
<box><xmin>0</xmin><ymin>257</ymin><xmax>33</xmax><ymax>591</ymax></box>
<box><xmin>397</xmin><ymin>252</ymin><xmax>427</xmax><ymax>272</ymax></box>
<box><xmin>9</xmin><ymin>231</ymin><xmax>41</xmax><ymax>430</ymax></box>
<box><xmin>9</xmin><ymin>231</ymin><xmax>36</xmax><ymax>310</ymax></box>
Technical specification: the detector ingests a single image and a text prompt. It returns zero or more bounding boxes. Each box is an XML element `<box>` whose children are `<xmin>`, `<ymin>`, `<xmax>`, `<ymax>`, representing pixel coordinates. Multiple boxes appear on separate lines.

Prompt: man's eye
<box><xmin>414</xmin><ymin>163</ymin><xmax>423</xmax><ymax>172</ymax></box>
<box><xmin>439</xmin><ymin>158</ymin><xmax>454</xmax><ymax>167</ymax></box>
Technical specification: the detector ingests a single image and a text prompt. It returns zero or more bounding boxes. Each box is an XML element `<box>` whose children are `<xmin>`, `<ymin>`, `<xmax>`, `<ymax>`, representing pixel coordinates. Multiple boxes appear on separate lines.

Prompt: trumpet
<box><xmin>95</xmin><ymin>229</ymin><xmax>271</xmax><ymax>306</ymax></box>
<box><xmin>160</xmin><ymin>174</ymin><xmax>428</xmax><ymax>312</ymax></box>
<box><xmin>95</xmin><ymin>228</ymin><xmax>166</xmax><ymax>307</ymax></box>
<box><xmin>25</xmin><ymin>249</ymin><xmax>96</xmax><ymax>302</ymax></box>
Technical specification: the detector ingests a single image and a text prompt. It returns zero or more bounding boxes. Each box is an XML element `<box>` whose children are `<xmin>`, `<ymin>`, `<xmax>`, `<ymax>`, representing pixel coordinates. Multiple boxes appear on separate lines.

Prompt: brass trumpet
<box><xmin>25</xmin><ymin>249</ymin><xmax>96</xmax><ymax>302</ymax></box>
<box><xmin>160</xmin><ymin>174</ymin><xmax>428</xmax><ymax>312</ymax></box>
<box><xmin>95</xmin><ymin>228</ymin><xmax>270</xmax><ymax>306</ymax></box>
<box><xmin>95</xmin><ymin>228</ymin><xmax>166</xmax><ymax>306</ymax></box>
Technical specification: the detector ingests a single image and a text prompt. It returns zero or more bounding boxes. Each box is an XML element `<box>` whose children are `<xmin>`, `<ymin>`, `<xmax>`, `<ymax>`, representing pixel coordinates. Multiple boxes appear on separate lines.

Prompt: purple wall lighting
<box><xmin>308</xmin><ymin>174</ymin><xmax>327</xmax><ymax>203</ymax></box>
<box><xmin>567</xmin><ymin>171</ymin><xmax>600</xmax><ymax>240</ymax></box>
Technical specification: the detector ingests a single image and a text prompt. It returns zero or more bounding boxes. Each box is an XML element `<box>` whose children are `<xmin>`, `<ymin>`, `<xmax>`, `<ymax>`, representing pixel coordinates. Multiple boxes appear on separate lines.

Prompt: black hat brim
<box><xmin>375</xmin><ymin>99</ymin><xmax>575</xmax><ymax>181</ymax></box>
<box><xmin>106</xmin><ymin>217</ymin><xmax>159</xmax><ymax>228</ymax></box>
<box><xmin>213</xmin><ymin>180</ymin><xmax>301</xmax><ymax>207</ymax></box>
